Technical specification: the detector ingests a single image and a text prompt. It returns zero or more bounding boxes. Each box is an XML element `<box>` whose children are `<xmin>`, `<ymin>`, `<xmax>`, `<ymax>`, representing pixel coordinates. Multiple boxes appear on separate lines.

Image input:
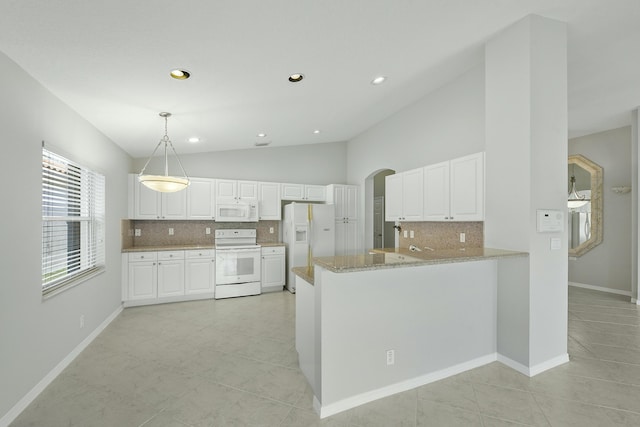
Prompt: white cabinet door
<box><xmin>423</xmin><ymin>161</ymin><xmax>450</xmax><ymax>221</ymax></box>
<box><xmin>128</xmin><ymin>261</ymin><xmax>157</xmax><ymax>300</ymax></box>
<box><xmin>258</xmin><ymin>182</ymin><xmax>281</xmax><ymax>220</ymax></box>
<box><xmin>385</xmin><ymin>174</ymin><xmax>403</xmax><ymax>221</ymax></box>
<box><xmin>261</xmin><ymin>254</ymin><xmax>285</xmax><ymax>291</ymax></box>
<box><xmin>238</xmin><ymin>180</ymin><xmax>258</xmax><ymax>200</ymax></box>
<box><xmin>402</xmin><ymin>168</ymin><xmax>424</xmax><ymax>221</ymax></box>
<box><xmin>343</xmin><ymin>186</ymin><xmax>358</xmax><ymax>220</ymax></box>
<box><xmin>281</xmin><ymin>183</ymin><xmax>304</xmax><ymax>200</ymax></box>
<box><xmin>187</xmin><ymin>178</ymin><xmax>216</xmax><ymax>219</ymax></box>
<box><xmin>216</xmin><ymin>179</ymin><xmax>237</xmax><ymax>199</ymax></box>
<box><xmin>450</xmin><ymin>152</ymin><xmax>484</xmax><ymax>221</ymax></box>
<box><xmin>161</xmin><ymin>190</ymin><xmax>187</xmax><ymax>219</ymax></box>
<box><xmin>157</xmin><ymin>259</ymin><xmax>185</xmax><ymax>297</ymax></box>
<box><xmin>185</xmin><ymin>254</ymin><xmax>215</xmax><ymax>295</ymax></box>
<box><xmin>135</xmin><ymin>179</ymin><xmax>161</xmax><ymax>219</ymax></box>
<box><xmin>305</xmin><ymin>185</ymin><xmax>326</xmax><ymax>201</ymax></box>
<box><xmin>335</xmin><ymin>220</ymin><xmax>359</xmax><ymax>256</ymax></box>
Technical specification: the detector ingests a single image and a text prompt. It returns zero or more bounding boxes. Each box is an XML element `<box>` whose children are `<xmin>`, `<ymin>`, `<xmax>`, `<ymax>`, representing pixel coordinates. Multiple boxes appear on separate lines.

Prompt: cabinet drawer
<box><xmin>186</xmin><ymin>249</ymin><xmax>214</xmax><ymax>259</ymax></box>
<box><xmin>158</xmin><ymin>251</ymin><xmax>185</xmax><ymax>260</ymax></box>
<box><xmin>128</xmin><ymin>252</ymin><xmax>157</xmax><ymax>262</ymax></box>
<box><xmin>261</xmin><ymin>246</ymin><xmax>285</xmax><ymax>255</ymax></box>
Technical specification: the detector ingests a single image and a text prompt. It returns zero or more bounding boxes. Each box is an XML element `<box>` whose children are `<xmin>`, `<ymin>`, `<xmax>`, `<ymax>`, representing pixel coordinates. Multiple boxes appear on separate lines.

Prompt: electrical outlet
<box><xmin>386</xmin><ymin>349</ymin><xmax>395</xmax><ymax>366</ymax></box>
<box><xmin>410</xmin><ymin>230</ymin><xmax>414</xmax><ymax>238</ymax></box>
<box><xmin>169</xmin><ymin>228</ymin><xmax>174</xmax><ymax>236</ymax></box>
<box><xmin>460</xmin><ymin>232</ymin><xmax>465</xmax><ymax>243</ymax></box>
<box><xmin>79</xmin><ymin>315</ymin><xmax>85</xmax><ymax>329</ymax></box>
<box><xmin>403</xmin><ymin>230</ymin><xmax>408</xmax><ymax>238</ymax></box>
<box><xmin>134</xmin><ymin>229</ymin><xmax>141</xmax><ymax>237</ymax></box>
<box><xmin>269</xmin><ymin>227</ymin><xmax>274</xmax><ymax>234</ymax></box>
<box><xmin>206</xmin><ymin>227</ymin><xmax>211</xmax><ymax>235</ymax></box>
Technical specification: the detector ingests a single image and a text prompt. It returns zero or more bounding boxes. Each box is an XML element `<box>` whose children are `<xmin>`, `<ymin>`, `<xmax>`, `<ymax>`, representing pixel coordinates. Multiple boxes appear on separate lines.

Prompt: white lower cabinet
<box><xmin>261</xmin><ymin>246</ymin><xmax>285</xmax><ymax>292</ymax></box>
<box><xmin>185</xmin><ymin>250</ymin><xmax>215</xmax><ymax>295</ymax></box>
<box><xmin>157</xmin><ymin>251</ymin><xmax>185</xmax><ymax>297</ymax></box>
<box><xmin>124</xmin><ymin>249</ymin><xmax>215</xmax><ymax>306</ymax></box>
<box><xmin>128</xmin><ymin>252</ymin><xmax>158</xmax><ymax>300</ymax></box>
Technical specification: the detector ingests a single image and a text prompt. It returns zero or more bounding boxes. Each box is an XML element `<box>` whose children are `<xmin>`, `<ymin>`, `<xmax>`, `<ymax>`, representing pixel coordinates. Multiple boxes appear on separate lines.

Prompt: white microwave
<box><xmin>215</xmin><ymin>199</ymin><xmax>259</xmax><ymax>222</ymax></box>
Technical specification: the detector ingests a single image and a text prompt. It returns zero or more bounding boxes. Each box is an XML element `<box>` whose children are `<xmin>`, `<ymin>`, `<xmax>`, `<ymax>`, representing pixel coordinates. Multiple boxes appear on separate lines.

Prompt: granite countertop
<box><xmin>312</xmin><ymin>247</ymin><xmax>528</xmax><ymax>274</ymax></box>
<box><xmin>292</xmin><ymin>266</ymin><xmax>314</xmax><ymax>284</ymax></box>
<box><xmin>122</xmin><ymin>242</ymin><xmax>285</xmax><ymax>252</ymax></box>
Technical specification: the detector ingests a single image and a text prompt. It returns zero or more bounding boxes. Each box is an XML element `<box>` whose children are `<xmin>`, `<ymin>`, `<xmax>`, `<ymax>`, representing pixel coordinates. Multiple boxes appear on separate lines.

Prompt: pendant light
<box><xmin>138</xmin><ymin>112</ymin><xmax>190</xmax><ymax>193</ymax></box>
<box><xmin>568</xmin><ymin>165</ymin><xmax>589</xmax><ymax>209</ymax></box>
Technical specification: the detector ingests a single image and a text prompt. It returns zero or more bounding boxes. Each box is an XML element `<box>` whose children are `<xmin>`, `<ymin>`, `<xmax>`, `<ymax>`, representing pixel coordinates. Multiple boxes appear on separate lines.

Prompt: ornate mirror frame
<box><xmin>568</xmin><ymin>154</ymin><xmax>603</xmax><ymax>257</ymax></box>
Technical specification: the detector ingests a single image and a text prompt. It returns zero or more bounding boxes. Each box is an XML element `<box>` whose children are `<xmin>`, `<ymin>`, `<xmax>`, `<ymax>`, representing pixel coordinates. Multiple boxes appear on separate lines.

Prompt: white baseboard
<box><xmin>569</xmin><ymin>282</ymin><xmax>631</xmax><ymax>297</ymax></box>
<box><xmin>317</xmin><ymin>353</ymin><xmax>497</xmax><ymax>419</ymax></box>
<box><xmin>498</xmin><ymin>353</ymin><xmax>569</xmax><ymax>377</ymax></box>
<box><xmin>0</xmin><ymin>305</ymin><xmax>123</xmax><ymax>427</ymax></box>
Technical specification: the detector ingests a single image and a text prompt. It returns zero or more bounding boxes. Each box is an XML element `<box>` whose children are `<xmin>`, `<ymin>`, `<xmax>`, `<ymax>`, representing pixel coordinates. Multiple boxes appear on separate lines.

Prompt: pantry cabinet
<box><xmin>385</xmin><ymin>168</ymin><xmax>424</xmax><ymax>221</ymax></box>
<box><xmin>423</xmin><ymin>152</ymin><xmax>484</xmax><ymax>221</ymax></box>
<box><xmin>327</xmin><ymin>184</ymin><xmax>360</xmax><ymax>255</ymax></box>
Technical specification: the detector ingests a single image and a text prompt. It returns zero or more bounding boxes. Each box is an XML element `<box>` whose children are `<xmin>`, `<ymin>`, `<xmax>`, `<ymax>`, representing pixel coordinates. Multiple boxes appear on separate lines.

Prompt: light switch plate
<box><xmin>550</xmin><ymin>237</ymin><xmax>562</xmax><ymax>250</ymax></box>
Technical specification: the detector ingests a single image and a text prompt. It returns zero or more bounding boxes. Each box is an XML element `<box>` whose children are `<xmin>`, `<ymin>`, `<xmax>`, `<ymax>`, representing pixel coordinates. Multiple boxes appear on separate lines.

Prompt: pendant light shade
<box><xmin>138</xmin><ymin>112</ymin><xmax>190</xmax><ymax>193</ymax></box>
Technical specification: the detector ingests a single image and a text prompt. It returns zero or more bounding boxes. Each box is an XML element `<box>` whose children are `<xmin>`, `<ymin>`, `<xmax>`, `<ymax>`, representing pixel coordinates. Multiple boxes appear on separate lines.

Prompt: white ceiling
<box><xmin>1</xmin><ymin>0</ymin><xmax>639</xmax><ymax>158</ymax></box>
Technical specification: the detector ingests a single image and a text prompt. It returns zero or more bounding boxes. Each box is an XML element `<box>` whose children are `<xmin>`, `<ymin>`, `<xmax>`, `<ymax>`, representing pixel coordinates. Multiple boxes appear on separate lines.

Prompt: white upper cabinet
<box><xmin>423</xmin><ymin>161</ymin><xmax>450</xmax><ymax>221</ymax></box>
<box><xmin>258</xmin><ymin>182</ymin><xmax>281</xmax><ymax>220</ymax></box>
<box><xmin>385</xmin><ymin>168</ymin><xmax>423</xmax><ymax>222</ymax></box>
<box><xmin>423</xmin><ymin>152</ymin><xmax>484</xmax><ymax>221</ymax></box>
<box><xmin>281</xmin><ymin>183</ymin><xmax>326</xmax><ymax>201</ymax></box>
<box><xmin>216</xmin><ymin>179</ymin><xmax>258</xmax><ymax>201</ymax></box>
<box><xmin>450</xmin><ymin>152</ymin><xmax>484</xmax><ymax>221</ymax></box>
<box><xmin>133</xmin><ymin>175</ymin><xmax>186</xmax><ymax>220</ymax></box>
<box><xmin>187</xmin><ymin>178</ymin><xmax>216</xmax><ymax>220</ymax></box>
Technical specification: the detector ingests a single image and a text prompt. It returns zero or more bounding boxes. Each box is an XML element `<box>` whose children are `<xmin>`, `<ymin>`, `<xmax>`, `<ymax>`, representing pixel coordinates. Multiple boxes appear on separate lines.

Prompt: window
<box><xmin>42</xmin><ymin>147</ymin><xmax>105</xmax><ymax>296</ymax></box>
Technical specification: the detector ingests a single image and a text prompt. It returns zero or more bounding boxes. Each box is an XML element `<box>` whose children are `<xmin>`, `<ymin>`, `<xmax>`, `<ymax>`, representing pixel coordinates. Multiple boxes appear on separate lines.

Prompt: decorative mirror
<box><xmin>568</xmin><ymin>154</ymin><xmax>603</xmax><ymax>257</ymax></box>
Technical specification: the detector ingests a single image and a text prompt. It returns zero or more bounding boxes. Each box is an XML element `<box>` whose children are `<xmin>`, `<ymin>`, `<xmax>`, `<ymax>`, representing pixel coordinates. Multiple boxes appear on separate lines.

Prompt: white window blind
<box><xmin>42</xmin><ymin>147</ymin><xmax>105</xmax><ymax>295</ymax></box>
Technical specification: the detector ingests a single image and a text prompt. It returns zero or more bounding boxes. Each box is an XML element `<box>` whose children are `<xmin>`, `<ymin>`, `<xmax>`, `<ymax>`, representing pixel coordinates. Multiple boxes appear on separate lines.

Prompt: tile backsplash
<box><xmin>121</xmin><ymin>220</ymin><xmax>280</xmax><ymax>249</ymax></box>
<box><xmin>398</xmin><ymin>221</ymin><xmax>483</xmax><ymax>250</ymax></box>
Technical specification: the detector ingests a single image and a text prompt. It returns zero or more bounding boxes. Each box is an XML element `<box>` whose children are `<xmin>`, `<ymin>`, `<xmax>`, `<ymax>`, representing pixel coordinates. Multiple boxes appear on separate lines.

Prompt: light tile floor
<box><xmin>11</xmin><ymin>286</ymin><xmax>640</xmax><ymax>426</ymax></box>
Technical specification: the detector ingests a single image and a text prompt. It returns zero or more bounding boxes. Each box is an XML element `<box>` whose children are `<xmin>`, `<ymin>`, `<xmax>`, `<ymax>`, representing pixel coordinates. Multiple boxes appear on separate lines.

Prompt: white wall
<box><xmin>347</xmin><ymin>65</ymin><xmax>485</xmax><ymax>186</ymax></box>
<box><xmin>0</xmin><ymin>51</ymin><xmax>131</xmax><ymax>422</ymax></box>
<box><xmin>568</xmin><ymin>126</ymin><xmax>632</xmax><ymax>293</ymax></box>
<box><xmin>132</xmin><ymin>141</ymin><xmax>347</xmax><ymax>185</ymax></box>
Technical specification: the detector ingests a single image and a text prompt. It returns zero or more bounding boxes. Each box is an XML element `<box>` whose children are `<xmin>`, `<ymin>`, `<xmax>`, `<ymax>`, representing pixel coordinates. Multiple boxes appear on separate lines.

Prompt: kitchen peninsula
<box><xmin>293</xmin><ymin>247</ymin><xmax>529</xmax><ymax>418</ymax></box>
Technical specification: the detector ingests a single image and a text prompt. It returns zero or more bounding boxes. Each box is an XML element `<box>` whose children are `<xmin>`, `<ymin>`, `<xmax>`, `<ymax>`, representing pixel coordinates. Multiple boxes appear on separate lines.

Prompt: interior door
<box><xmin>373</xmin><ymin>196</ymin><xmax>384</xmax><ymax>248</ymax></box>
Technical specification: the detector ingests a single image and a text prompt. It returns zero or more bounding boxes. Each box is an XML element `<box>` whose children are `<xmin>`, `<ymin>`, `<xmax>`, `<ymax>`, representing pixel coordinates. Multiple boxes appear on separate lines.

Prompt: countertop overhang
<box><xmin>293</xmin><ymin>247</ymin><xmax>528</xmax><ymax>282</ymax></box>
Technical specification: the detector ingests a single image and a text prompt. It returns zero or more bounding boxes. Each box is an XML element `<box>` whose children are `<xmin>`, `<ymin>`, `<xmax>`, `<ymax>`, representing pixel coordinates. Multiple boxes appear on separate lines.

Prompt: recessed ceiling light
<box><xmin>170</xmin><ymin>69</ymin><xmax>191</xmax><ymax>80</ymax></box>
<box><xmin>313</xmin><ymin>129</ymin><xmax>321</xmax><ymax>134</ymax></box>
<box><xmin>288</xmin><ymin>73</ymin><xmax>304</xmax><ymax>83</ymax></box>
<box><xmin>188</xmin><ymin>137</ymin><xmax>200</xmax><ymax>143</ymax></box>
<box><xmin>371</xmin><ymin>76</ymin><xmax>386</xmax><ymax>85</ymax></box>
<box><xmin>257</xmin><ymin>133</ymin><xmax>267</xmax><ymax>138</ymax></box>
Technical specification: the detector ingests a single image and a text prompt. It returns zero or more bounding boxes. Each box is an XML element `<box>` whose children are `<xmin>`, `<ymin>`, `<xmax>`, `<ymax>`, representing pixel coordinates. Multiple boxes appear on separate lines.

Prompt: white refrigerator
<box><xmin>283</xmin><ymin>203</ymin><xmax>335</xmax><ymax>293</ymax></box>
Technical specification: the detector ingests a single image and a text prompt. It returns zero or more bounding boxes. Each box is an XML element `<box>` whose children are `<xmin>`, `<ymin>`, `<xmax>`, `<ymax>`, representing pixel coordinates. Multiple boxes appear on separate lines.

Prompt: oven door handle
<box><xmin>216</xmin><ymin>248</ymin><xmax>260</xmax><ymax>253</ymax></box>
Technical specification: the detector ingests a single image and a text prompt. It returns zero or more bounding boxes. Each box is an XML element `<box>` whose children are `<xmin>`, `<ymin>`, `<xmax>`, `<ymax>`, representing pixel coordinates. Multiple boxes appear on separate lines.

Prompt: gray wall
<box><xmin>568</xmin><ymin>126</ymin><xmax>632</xmax><ymax>293</ymax></box>
<box><xmin>132</xmin><ymin>141</ymin><xmax>347</xmax><ymax>185</ymax></box>
<box><xmin>0</xmin><ymin>51</ymin><xmax>131</xmax><ymax>421</ymax></box>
